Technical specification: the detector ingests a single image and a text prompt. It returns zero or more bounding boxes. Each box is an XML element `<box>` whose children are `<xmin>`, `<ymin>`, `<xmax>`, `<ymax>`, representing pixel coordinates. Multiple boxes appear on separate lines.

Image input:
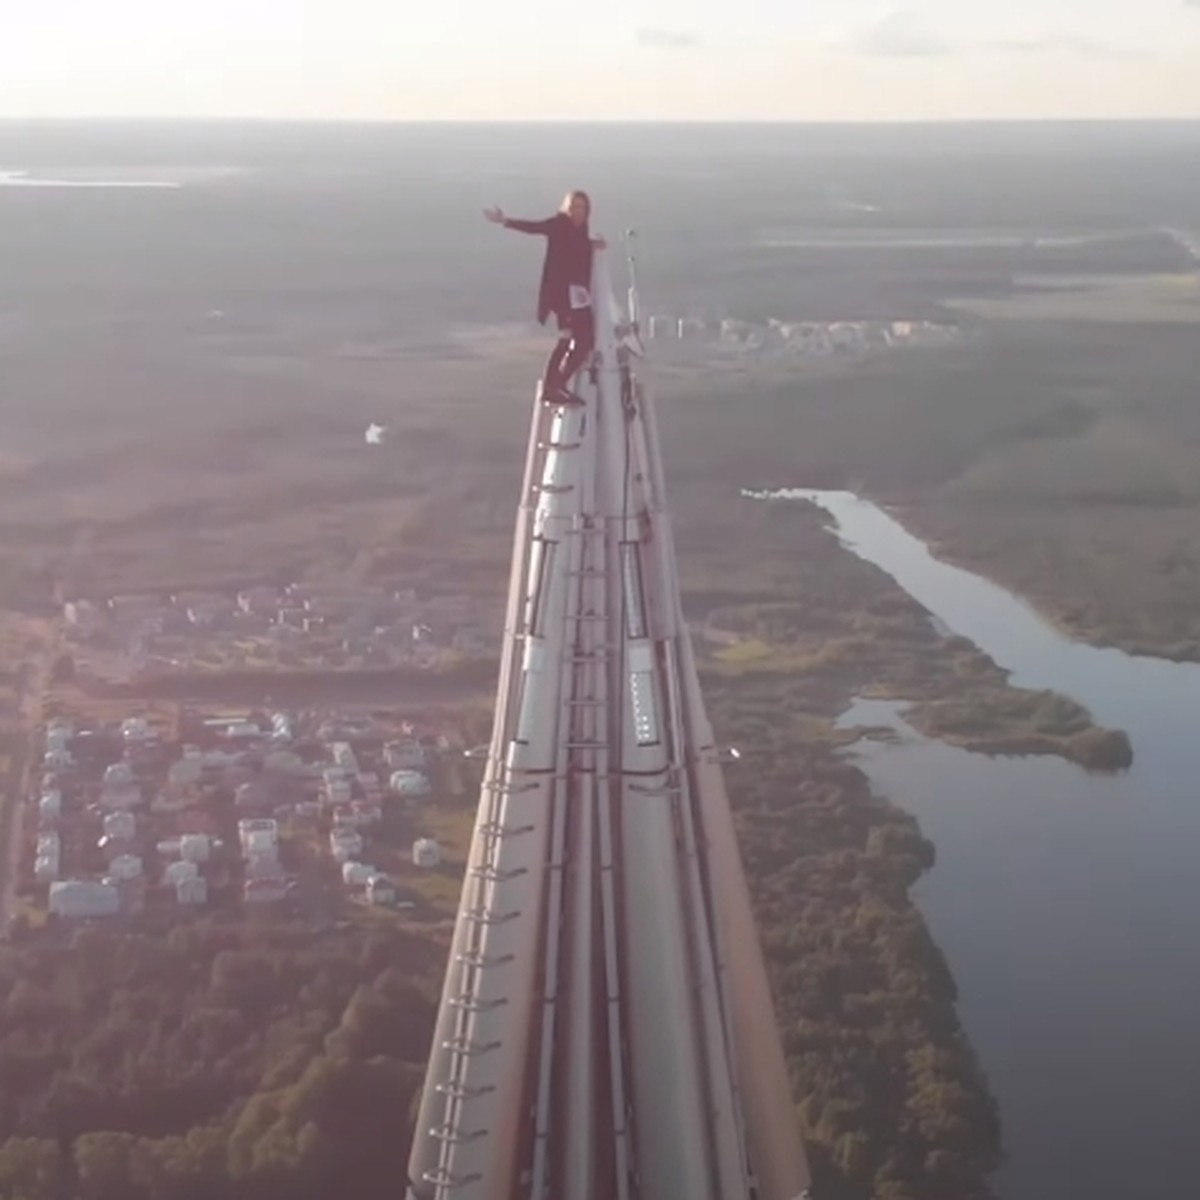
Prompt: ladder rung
<box><xmin>442</xmin><ymin>1037</ymin><xmax>501</xmax><ymax>1056</ymax></box>
<box><xmin>449</xmin><ymin>995</ymin><xmax>509</xmax><ymax>1013</ymax></box>
<box><xmin>533</xmin><ymin>483</ymin><xmax>574</xmax><ymax>495</ymax></box>
<box><xmin>422</xmin><ymin>1169</ymin><xmax>483</xmax><ymax>1189</ymax></box>
<box><xmin>482</xmin><ymin>781</ymin><xmax>538</xmax><ymax>797</ymax></box>
<box><xmin>469</xmin><ymin>865</ymin><xmax>529</xmax><ymax>883</ymax></box>
<box><xmin>629</xmin><ymin>782</ymin><xmax>683</xmax><ymax>796</ymax></box>
<box><xmin>430</xmin><ymin>1125</ymin><xmax>488</xmax><ymax>1146</ymax></box>
<box><xmin>479</xmin><ymin>821</ymin><xmax>536</xmax><ymax>838</ymax></box>
<box><xmin>539</xmin><ymin>440</ymin><xmax>581</xmax><ymax>451</ymax></box>
<box><xmin>568</xmin><ymin>613</ymin><xmax>609</xmax><ymax>622</ymax></box>
<box><xmin>463</xmin><ymin>908</ymin><xmax>521</xmax><ymax>926</ymax></box>
<box><xmin>436</xmin><ymin>1081</ymin><xmax>497</xmax><ymax>1101</ymax></box>
<box><xmin>456</xmin><ymin>951</ymin><xmax>516</xmax><ymax>970</ymax></box>
<box><xmin>567</xmin><ymin>741</ymin><xmax>607</xmax><ymax>750</ymax></box>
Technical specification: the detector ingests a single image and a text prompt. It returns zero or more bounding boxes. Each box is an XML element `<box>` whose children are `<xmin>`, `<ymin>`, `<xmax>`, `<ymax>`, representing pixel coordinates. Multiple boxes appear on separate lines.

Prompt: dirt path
<box><xmin>0</xmin><ymin>634</ymin><xmax>57</xmax><ymax>933</ymax></box>
<box><xmin>0</xmin><ymin>528</ymin><xmax>86</xmax><ymax>933</ymax></box>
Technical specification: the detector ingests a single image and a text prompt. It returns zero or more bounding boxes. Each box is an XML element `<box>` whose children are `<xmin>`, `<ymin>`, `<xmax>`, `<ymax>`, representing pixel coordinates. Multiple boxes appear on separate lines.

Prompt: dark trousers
<box><xmin>543</xmin><ymin>306</ymin><xmax>595</xmax><ymax>393</ymax></box>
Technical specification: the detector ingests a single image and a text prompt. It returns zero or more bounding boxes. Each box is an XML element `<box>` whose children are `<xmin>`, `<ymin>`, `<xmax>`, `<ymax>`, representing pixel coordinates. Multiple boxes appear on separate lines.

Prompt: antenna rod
<box><xmin>624</xmin><ymin>228</ymin><xmax>640</xmax><ymax>332</ymax></box>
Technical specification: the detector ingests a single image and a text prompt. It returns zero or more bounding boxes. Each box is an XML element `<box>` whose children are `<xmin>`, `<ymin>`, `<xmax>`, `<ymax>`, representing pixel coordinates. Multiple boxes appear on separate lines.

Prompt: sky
<box><xmin>2</xmin><ymin>0</ymin><xmax>1200</xmax><ymax>121</ymax></box>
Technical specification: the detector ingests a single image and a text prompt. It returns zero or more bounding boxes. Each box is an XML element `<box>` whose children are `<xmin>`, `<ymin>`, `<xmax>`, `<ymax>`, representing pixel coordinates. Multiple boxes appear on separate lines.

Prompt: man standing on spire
<box><xmin>484</xmin><ymin>190</ymin><xmax>607</xmax><ymax>405</ymax></box>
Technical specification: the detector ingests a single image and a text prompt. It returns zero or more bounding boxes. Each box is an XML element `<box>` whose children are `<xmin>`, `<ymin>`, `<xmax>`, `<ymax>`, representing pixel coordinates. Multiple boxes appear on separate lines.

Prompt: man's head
<box><xmin>561</xmin><ymin>190</ymin><xmax>591</xmax><ymax>227</ymax></box>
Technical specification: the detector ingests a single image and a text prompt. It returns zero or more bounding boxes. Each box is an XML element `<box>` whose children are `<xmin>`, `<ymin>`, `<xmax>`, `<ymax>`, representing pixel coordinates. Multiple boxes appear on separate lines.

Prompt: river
<box><xmin>764</xmin><ymin>490</ymin><xmax>1200</xmax><ymax>1200</ymax></box>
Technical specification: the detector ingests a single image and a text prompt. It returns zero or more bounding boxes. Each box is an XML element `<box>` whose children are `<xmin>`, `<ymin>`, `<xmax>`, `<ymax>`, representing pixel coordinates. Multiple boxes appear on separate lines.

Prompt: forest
<box><xmin>0</xmin><ymin>920</ymin><xmax>443</xmax><ymax>1200</ymax></box>
<box><xmin>706</xmin><ymin>672</ymin><xmax>1001</xmax><ymax>1199</ymax></box>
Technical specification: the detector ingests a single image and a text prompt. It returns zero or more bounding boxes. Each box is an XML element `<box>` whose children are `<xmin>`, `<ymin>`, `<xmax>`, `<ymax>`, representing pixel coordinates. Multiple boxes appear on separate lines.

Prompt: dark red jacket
<box><xmin>504</xmin><ymin>213</ymin><xmax>594</xmax><ymax>325</ymax></box>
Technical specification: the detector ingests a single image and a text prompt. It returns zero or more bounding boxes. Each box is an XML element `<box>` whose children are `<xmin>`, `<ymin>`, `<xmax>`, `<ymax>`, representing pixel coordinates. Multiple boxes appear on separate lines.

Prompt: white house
<box><xmin>243</xmin><ymin>830</ymin><xmax>276</xmax><ymax>860</ymax></box>
<box><xmin>109</xmin><ymin>854</ymin><xmax>143</xmax><ymax>881</ymax></box>
<box><xmin>329</xmin><ymin>829</ymin><xmax>363</xmax><ymax>862</ymax></box>
<box><xmin>180</xmin><ymin>833</ymin><xmax>211</xmax><ymax>864</ymax></box>
<box><xmin>104</xmin><ymin>762</ymin><xmax>134</xmax><ymax>787</ymax></box>
<box><xmin>49</xmin><ymin>880</ymin><xmax>119</xmax><ymax>919</ymax></box>
<box><xmin>177</xmin><ymin>876</ymin><xmax>208</xmax><ymax>906</ymax></box>
<box><xmin>238</xmin><ymin>818</ymin><xmax>278</xmax><ymax>858</ymax></box>
<box><xmin>103</xmin><ymin>811</ymin><xmax>136</xmax><ymax>840</ymax></box>
<box><xmin>121</xmin><ymin>717</ymin><xmax>154</xmax><ymax>744</ymax></box>
<box><xmin>246</xmin><ymin>853</ymin><xmax>284</xmax><ymax>881</ymax></box>
<box><xmin>412</xmin><ymin>838</ymin><xmax>441</xmax><ymax>868</ymax></box>
<box><xmin>168</xmin><ymin>750</ymin><xmax>204</xmax><ymax>788</ymax></box>
<box><xmin>331</xmin><ymin>742</ymin><xmax>358</xmax><ymax>771</ymax></box>
<box><xmin>164</xmin><ymin>860</ymin><xmax>199</xmax><ymax>886</ymax></box>
<box><xmin>366</xmin><ymin>874</ymin><xmax>396</xmax><ymax>905</ymax></box>
<box><xmin>342</xmin><ymin>861</ymin><xmax>374</xmax><ymax>887</ymax></box>
<box><xmin>389</xmin><ymin>769</ymin><xmax>432</xmax><ymax>798</ymax></box>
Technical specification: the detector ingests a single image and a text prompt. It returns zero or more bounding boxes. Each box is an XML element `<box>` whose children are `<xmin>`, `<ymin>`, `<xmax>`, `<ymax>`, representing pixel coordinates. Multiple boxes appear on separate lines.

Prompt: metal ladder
<box><xmin>527</xmin><ymin>390</ymin><xmax>619</xmax><ymax>1198</ymax></box>
<box><xmin>424</xmin><ymin>765</ymin><xmax>538</xmax><ymax>1193</ymax></box>
<box><xmin>426</xmin><ymin>392</ymin><xmax>595</xmax><ymax>1196</ymax></box>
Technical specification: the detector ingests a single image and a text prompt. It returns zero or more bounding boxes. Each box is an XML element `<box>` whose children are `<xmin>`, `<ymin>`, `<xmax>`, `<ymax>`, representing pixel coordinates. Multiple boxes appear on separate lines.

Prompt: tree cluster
<box><xmin>706</xmin><ymin>674</ymin><xmax>1002</xmax><ymax>1200</ymax></box>
<box><xmin>0</xmin><ymin>921</ymin><xmax>441</xmax><ymax>1200</ymax></box>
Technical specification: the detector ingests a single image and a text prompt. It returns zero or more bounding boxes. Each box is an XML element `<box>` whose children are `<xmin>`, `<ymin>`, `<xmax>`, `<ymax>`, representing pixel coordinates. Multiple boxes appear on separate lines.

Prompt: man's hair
<box><xmin>560</xmin><ymin>190</ymin><xmax>591</xmax><ymax>217</ymax></box>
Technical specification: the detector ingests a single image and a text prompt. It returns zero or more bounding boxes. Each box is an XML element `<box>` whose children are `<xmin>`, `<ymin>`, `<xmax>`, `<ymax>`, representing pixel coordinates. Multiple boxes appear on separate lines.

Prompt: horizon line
<box><xmin>2</xmin><ymin>115</ymin><xmax>1200</xmax><ymax>126</ymax></box>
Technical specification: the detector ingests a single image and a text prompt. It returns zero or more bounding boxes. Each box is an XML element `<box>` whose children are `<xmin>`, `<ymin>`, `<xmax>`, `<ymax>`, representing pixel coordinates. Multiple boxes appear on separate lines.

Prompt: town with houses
<box><xmin>645</xmin><ymin>313</ymin><xmax>963</xmax><ymax>356</ymax></box>
<box><xmin>61</xmin><ymin>580</ymin><xmax>497</xmax><ymax>685</ymax></box>
<box><xmin>15</xmin><ymin>706</ymin><xmax>461</xmax><ymax>933</ymax></box>
<box><xmin>5</xmin><ymin>312</ymin><xmax>956</xmax><ymax>936</ymax></box>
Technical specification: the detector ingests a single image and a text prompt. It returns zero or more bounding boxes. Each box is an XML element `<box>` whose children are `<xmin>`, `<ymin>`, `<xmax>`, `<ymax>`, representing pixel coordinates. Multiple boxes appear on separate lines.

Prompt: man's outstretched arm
<box><xmin>484</xmin><ymin>207</ymin><xmax>555</xmax><ymax>235</ymax></box>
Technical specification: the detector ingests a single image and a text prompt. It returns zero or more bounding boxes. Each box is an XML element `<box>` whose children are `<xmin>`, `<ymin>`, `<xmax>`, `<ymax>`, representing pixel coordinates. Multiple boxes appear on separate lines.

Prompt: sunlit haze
<box><xmin>3</xmin><ymin>0</ymin><xmax>1200</xmax><ymax>120</ymax></box>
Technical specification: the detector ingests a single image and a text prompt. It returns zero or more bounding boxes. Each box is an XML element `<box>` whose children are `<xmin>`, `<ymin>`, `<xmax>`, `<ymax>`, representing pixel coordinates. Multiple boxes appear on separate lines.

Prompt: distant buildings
<box><xmin>60</xmin><ymin>580</ymin><xmax>491</xmax><ymax>685</ymax></box>
<box><xmin>22</xmin><ymin>703</ymin><xmax>453</xmax><ymax>931</ymax></box>
<box><xmin>643</xmin><ymin>312</ymin><xmax>961</xmax><ymax>359</ymax></box>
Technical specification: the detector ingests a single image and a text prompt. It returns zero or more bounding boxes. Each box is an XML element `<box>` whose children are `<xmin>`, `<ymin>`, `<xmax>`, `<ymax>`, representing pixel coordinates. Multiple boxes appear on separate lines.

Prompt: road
<box><xmin>0</xmin><ymin>528</ymin><xmax>84</xmax><ymax>934</ymax></box>
<box><xmin>0</xmin><ymin>638</ymin><xmax>58</xmax><ymax>934</ymax></box>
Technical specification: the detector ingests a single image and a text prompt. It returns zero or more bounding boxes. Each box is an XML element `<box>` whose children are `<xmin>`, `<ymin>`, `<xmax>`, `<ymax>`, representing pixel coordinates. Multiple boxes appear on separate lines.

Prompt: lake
<box><xmin>764</xmin><ymin>490</ymin><xmax>1200</xmax><ymax>1200</ymax></box>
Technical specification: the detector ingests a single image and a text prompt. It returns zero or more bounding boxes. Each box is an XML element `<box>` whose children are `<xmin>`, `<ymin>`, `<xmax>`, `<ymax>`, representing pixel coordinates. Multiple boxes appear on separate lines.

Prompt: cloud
<box><xmin>988</xmin><ymin>32</ymin><xmax>1153</xmax><ymax>61</ymax></box>
<box><xmin>846</xmin><ymin>10</ymin><xmax>953</xmax><ymax>58</ymax></box>
<box><xmin>840</xmin><ymin>12</ymin><xmax>1153</xmax><ymax>64</ymax></box>
<box><xmin>634</xmin><ymin>27</ymin><xmax>701</xmax><ymax>50</ymax></box>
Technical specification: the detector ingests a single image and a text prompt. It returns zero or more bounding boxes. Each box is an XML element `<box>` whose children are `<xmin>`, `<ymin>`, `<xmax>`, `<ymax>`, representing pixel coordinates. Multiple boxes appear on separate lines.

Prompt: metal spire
<box><xmin>406</xmin><ymin>245</ymin><xmax>812</xmax><ymax>1200</ymax></box>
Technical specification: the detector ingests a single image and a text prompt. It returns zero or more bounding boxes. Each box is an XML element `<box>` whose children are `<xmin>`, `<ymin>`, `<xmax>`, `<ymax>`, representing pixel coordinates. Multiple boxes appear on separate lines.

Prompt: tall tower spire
<box><xmin>407</xmin><ymin>247</ymin><xmax>812</xmax><ymax>1200</ymax></box>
